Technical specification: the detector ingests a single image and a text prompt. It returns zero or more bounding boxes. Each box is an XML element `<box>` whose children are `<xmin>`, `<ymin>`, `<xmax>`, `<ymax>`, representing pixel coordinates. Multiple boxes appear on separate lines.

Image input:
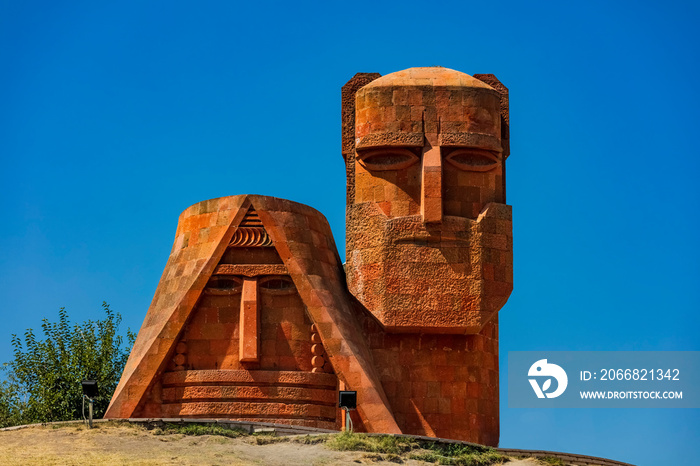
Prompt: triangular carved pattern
<box><xmin>230</xmin><ymin>207</ymin><xmax>272</xmax><ymax>247</ymax></box>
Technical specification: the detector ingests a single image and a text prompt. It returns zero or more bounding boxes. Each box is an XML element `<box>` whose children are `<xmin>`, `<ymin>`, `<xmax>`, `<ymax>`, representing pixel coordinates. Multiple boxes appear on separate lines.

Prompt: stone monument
<box><xmin>105</xmin><ymin>67</ymin><xmax>513</xmax><ymax>446</ymax></box>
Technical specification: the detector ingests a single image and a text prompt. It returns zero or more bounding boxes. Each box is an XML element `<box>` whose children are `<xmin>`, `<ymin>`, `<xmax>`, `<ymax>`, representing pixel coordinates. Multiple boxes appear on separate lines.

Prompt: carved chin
<box><xmin>346</xmin><ymin>201</ymin><xmax>513</xmax><ymax>333</ymax></box>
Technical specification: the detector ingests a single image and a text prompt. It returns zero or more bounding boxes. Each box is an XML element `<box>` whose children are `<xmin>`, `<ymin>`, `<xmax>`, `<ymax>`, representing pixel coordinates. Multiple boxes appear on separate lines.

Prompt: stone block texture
<box><xmin>105</xmin><ymin>195</ymin><xmax>399</xmax><ymax>433</ymax></box>
<box><xmin>346</xmin><ymin>67</ymin><xmax>512</xmax><ymax>334</ymax></box>
<box><xmin>342</xmin><ymin>67</ymin><xmax>512</xmax><ymax>445</ymax></box>
<box><xmin>106</xmin><ymin>66</ymin><xmax>513</xmax><ymax>447</ymax></box>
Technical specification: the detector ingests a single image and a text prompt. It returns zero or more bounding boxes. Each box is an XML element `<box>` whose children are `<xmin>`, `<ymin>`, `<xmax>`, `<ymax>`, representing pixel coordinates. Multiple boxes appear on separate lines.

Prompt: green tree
<box><xmin>0</xmin><ymin>367</ymin><xmax>24</xmax><ymax>427</ymax></box>
<box><xmin>0</xmin><ymin>302</ymin><xmax>135</xmax><ymax>427</ymax></box>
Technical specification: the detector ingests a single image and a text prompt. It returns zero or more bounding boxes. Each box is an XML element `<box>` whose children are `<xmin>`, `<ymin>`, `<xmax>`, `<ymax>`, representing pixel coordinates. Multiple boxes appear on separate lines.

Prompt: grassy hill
<box><xmin>0</xmin><ymin>421</ymin><xmax>561</xmax><ymax>465</ymax></box>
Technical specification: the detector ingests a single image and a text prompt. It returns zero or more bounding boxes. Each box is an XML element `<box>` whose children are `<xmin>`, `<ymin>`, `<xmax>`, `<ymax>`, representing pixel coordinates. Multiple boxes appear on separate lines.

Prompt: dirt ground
<box><xmin>0</xmin><ymin>422</ymin><xmax>543</xmax><ymax>466</ymax></box>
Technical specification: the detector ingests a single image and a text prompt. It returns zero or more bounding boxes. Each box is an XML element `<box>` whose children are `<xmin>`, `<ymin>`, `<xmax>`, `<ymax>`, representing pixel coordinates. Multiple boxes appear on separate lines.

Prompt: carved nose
<box><xmin>421</xmin><ymin>142</ymin><xmax>442</xmax><ymax>223</ymax></box>
<box><xmin>239</xmin><ymin>278</ymin><xmax>260</xmax><ymax>362</ymax></box>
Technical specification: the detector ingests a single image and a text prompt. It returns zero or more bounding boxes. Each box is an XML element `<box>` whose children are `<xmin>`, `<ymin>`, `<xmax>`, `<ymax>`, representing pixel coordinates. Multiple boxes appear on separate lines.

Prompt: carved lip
<box><xmin>386</xmin><ymin>215</ymin><xmax>474</xmax><ymax>245</ymax></box>
<box><xmin>393</xmin><ymin>236</ymin><xmax>469</xmax><ymax>245</ymax></box>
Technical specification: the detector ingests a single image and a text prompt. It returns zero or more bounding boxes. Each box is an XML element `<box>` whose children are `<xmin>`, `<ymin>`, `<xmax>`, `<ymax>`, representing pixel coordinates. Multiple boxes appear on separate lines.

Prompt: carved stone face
<box><xmin>346</xmin><ymin>67</ymin><xmax>513</xmax><ymax>333</ymax></box>
<box><xmin>181</xmin><ymin>212</ymin><xmax>317</xmax><ymax>372</ymax></box>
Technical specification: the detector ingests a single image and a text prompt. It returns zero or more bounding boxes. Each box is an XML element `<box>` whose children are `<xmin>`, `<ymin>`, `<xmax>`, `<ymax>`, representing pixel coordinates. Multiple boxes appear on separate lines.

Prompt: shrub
<box><xmin>0</xmin><ymin>302</ymin><xmax>135</xmax><ymax>427</ymax></box>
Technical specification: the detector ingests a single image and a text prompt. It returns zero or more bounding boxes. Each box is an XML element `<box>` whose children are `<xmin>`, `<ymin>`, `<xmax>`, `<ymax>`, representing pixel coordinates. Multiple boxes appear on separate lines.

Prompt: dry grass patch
<box><xmin>327</xmin><ymin>431</ymin><xmax>511</xmax><ymax>465</ymax></box>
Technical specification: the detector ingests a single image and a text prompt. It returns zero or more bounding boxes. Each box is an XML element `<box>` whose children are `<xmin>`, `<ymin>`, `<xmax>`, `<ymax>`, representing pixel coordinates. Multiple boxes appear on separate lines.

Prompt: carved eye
<box><xmin>205</xmin><ymin>276</ymin><xmax>243</xmax><ymax>295</ymax></box>
<box><xmin>357</xmin><ymin>149</ymin><xmax>419</xmax><ymax>171</ymax></box>
<box><xmin>259</xmin><ymin>276</ymin><xmax>296</xmax><ymax>294</ymax></box>
<box><xmin>445</xmin><ymin>149</ymin><xmax>500</xmax><ymax>172</ymax></box>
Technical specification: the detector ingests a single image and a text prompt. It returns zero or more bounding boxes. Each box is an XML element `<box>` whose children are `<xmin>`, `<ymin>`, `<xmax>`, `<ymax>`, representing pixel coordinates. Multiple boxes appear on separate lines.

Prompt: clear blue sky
<box><xmin>1</xmin><ymin>1</ymin><xmax>698</xmax><ymax>464</ymax></box>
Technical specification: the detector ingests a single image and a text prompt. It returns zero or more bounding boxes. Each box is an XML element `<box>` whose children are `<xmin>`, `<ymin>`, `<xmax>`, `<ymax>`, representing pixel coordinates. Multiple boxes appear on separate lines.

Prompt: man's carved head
<box><xmin>345</xmin><ymin>67</ymin><xmax>513</xmax><ymax>333</ymax></box>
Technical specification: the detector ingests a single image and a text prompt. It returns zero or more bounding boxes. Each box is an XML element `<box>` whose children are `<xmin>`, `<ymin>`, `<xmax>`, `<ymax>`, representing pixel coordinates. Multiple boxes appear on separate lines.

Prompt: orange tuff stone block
<box><xmin>239</xmin><ymin>278</ymin><xmax>260</xmax><ymax>363</ymax></box>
